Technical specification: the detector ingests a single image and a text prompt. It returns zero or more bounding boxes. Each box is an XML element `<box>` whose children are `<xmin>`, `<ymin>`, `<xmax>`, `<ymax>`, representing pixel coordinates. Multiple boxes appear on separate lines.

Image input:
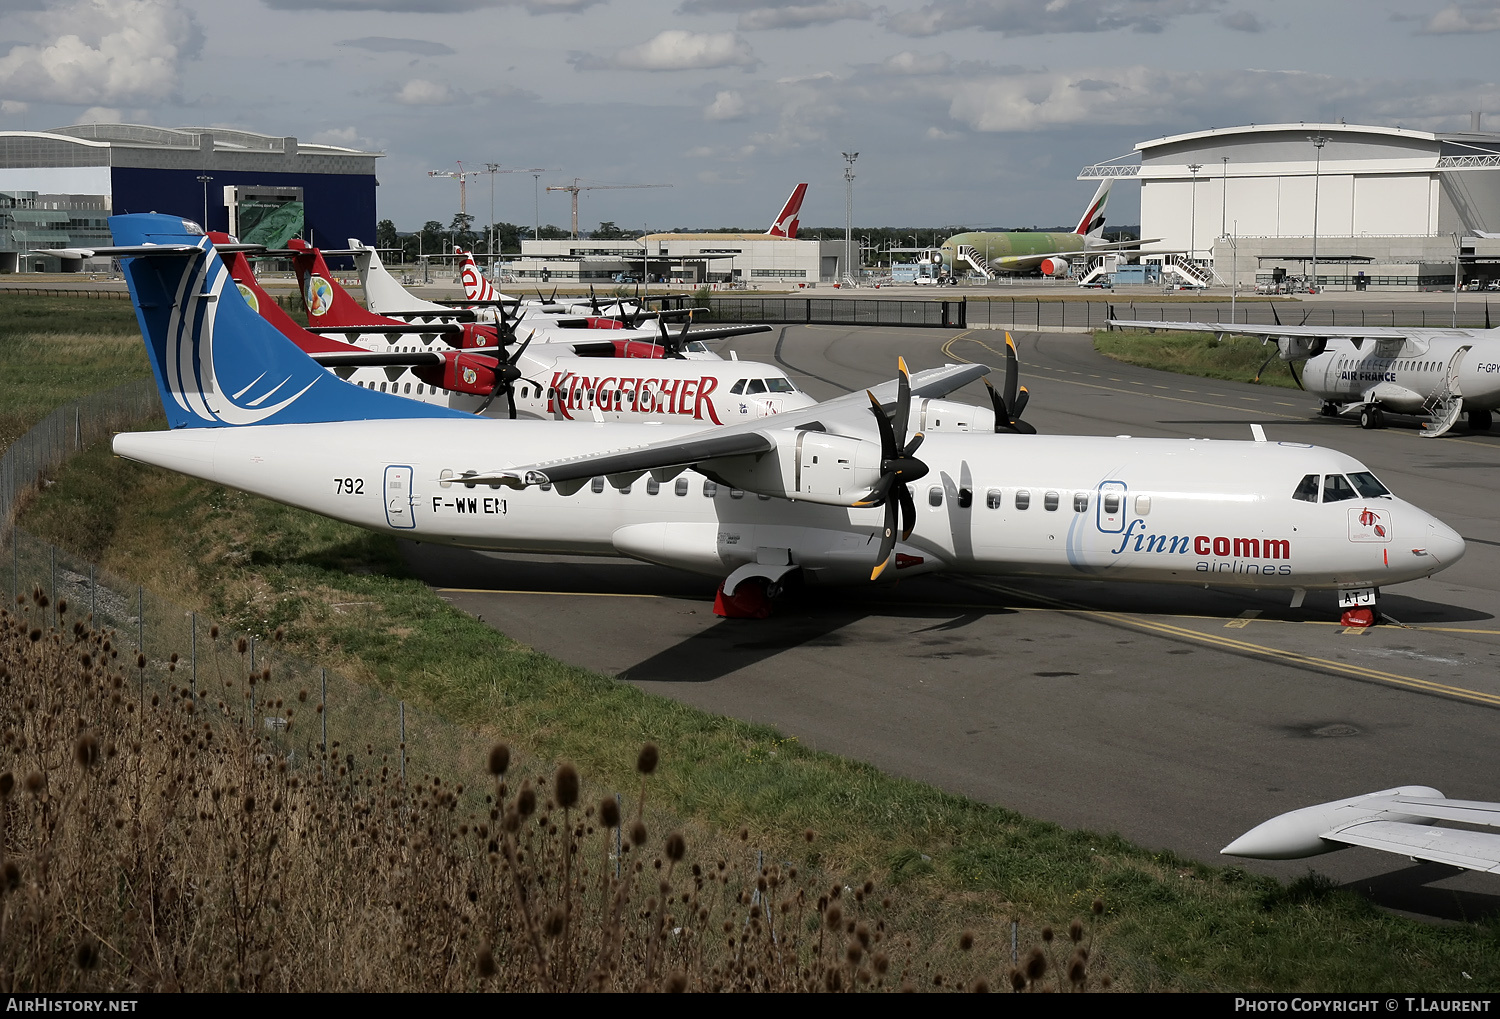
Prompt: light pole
<box><xmin>1453</xmin><ymin>231</ymin><xmax>1462</xmax><ymax>327</ymax></box>
<box><xmin>1226</xmin><ymin>221</ymin><xmax>1239</xmax><ymax>324</ymax></box>
<box><xmin>1187</xmin><ymin>163</ymin><xmax>1202</xmax><ymax>263</ymax></box>
<box><xmin>1308</xmin><ymin>134</ymin><xmax>1330</xmax><ymax>293</ymax></box>
<box><xmin>196</xmin><ymin>175</ymin><xmax>213</xmax><ymax>231</ymax></box>
<box><xmin>842</xmin><ymin>151</ymin><xmax>858</xmax><ymax>285</ymax></box>
<box><xmin>1220</xmin><ymin>156</ymin><xmax>1229</xmax><ymax>238</ymax></box>
<box><xmin>533</xmin><ymin>171</ymin><xmax>543</xmax><ymax>242</ymax></box>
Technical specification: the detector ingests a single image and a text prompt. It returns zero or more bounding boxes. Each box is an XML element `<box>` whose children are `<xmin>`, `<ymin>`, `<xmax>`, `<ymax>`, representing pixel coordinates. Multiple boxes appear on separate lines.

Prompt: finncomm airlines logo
<box><xmin>1111</xmin><ymin>520</ymin><xmax>1292</xmax><ymax>575</ymax></box>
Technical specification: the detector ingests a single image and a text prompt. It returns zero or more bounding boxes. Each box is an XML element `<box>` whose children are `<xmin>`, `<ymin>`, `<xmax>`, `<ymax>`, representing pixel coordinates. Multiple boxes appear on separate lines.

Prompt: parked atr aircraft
<box><xmin>215</xmin><ymin>240</ymin><xmax>817</xmax><ymax>423</ymax></box>
<box><xmin>1224</xmin><ymin>787</ymin><xmax>1500</xmax><ymax>875</ymax></box>
<box><xmin>103</xmin><ymin>214</ymin><xmax>1464</xmax><ymax>621</ymax></box>
<box><xmin>940</xmin><ymin>180</ymin><xmax>1153</xmax><ymax>278</ymax></box>
<box><xmin>1107</xmin><ymin>314</ymin><xmax>1500</xmax><ymax>437</ymax></box>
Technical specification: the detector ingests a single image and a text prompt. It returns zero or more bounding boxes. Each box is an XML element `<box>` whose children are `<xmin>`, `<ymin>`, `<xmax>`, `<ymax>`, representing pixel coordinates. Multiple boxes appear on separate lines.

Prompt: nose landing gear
<box><xmin>1338</xmin><ymin>587</ymin><xmax>1379</xmax><ymax>628</ymax></box>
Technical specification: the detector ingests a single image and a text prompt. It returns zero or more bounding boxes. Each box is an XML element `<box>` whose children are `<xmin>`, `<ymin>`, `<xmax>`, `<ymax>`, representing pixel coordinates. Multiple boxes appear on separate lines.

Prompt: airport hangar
<box><xmin>512</xmin><ymin>233</ymin><xmax>849</xmax><ymax>286</ymax></box>
<box><xmin>1078</xmin><ymin>119</ymin><xmax>1500</xmax><ymax>289</ymax></box>
<box><xmin>0</xmin><ymin>123</ymin><xmax>381</xmax><ymax>273</ymax></box>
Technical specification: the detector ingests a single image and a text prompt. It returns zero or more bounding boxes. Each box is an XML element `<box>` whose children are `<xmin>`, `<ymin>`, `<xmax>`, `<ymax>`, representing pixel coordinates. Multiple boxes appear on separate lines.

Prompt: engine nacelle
<box><xmin>413</xmin><ymin>351</ymin><xmax>499</xmax><ymax>396</ymax></box>
<box><xmin>1039</xmin><ymin>257</ymin><xmax>1070</xmax><ymax>277</ymax></box>
<box><xmin>1277</xmin><ymin>336</ymin><xmax>1328</xmax><ymax>361</ymax></box>
<box><xmin>914</xmin><ymin>398</ymin><xmax>996</xmax><ymax>433</ymax></box>
<box><xmin>703</xmin><ymin>429</ymin><xmax>883</xmax><ymax>506</ymax></box>
<box><xmin>447</xmin><ymin>323</ymin><xmax>500</xmax><ymax>349</ymax></box>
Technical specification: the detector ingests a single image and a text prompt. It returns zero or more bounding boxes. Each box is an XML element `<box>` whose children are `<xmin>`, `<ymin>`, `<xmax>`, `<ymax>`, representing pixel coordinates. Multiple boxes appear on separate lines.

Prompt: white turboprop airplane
<box><xmin>1107</xmin><ymin>314</ymin><xmax>1500</xmax><ymax>437</ymax></box>
<box><xmin>102</xmin><ymin>214</ymin><xmax>1465</xmax><ymax>621</ymax></box>
<box><xmin>1223</xmin><ymin>787</ymin><xmax>1500</xmax><ymax>875</ymax></box>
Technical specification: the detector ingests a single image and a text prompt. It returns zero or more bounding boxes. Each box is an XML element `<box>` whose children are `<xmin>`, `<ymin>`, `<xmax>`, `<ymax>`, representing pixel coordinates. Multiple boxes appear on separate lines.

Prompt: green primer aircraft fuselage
<box><xmin>939</xmin><ymin>230</ymin><xmax>1088</xmax><ymax>274</ymax></box>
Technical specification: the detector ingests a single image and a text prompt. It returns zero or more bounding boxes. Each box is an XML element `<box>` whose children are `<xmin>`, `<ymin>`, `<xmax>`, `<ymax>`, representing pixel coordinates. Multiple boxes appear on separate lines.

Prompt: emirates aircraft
<box><xmin>1108</xmin><ymin>313</ymin><xmax>1500</xmax><ymax>437</ymax></box>
<box><xmin>97</xmin><ymin>215</ymin><xmax>1464</xmax><ymax>621</ymax></box>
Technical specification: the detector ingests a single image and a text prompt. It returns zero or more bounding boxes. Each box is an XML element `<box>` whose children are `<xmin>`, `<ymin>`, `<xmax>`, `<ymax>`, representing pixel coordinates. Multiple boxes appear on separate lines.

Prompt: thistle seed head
<box><xmin>487</xmin><ymin>743</ymin><xmax>510</xmax><ymax>776</ymax></box>
<box><xmin>554</xmin><ymin>762</ymin><xmax>579</xmax><ymax>809</ymax></box>
<box><xmin>637</xmin><ymin>743</ymin><xmax>658</xmax><ymax>775</ymax></box>
<box><xmin>600</xmin><ymin>797</ymin><xmax>621</xmax><ymax>828</ymax></box>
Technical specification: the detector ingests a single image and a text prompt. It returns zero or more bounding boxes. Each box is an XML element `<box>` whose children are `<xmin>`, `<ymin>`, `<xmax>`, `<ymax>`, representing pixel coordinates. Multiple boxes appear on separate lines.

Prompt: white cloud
<box><xmin>394</xmin><ymin>78</ymin><xmax>460</xmax><ymax>105</ymax></box>
<box><xmin>79</xmin><ymin>105</ymin><xmax>122</xmax><ymax>123</ymax></box>
<box><xmin>704</xmin><ymin>89</ymin><xmax>750</xmax><ymax>120</ymax></box>
<box><xmin>1421</xmin><ymin>2</ymin><xmax>1500</xmax><ymax>33</ymax></box>
<box><xmin>311</xmin><ymin>126</ymin><xmax>359</xmax><ymax>145</ymax></box>
<box><xmin>926</xmin><ymin>125</ymin><xmax>960</xmax><ymax>140</ymax></box>
<box><xmin>737</xmin><ymin>2</ymin><xmax>873</xmax><ymax>30</ymax></box>
<box><xmin>883</xmin><ymin>50</ymin><xmax>952</xmax><ymax>75</ymax></box>
<box><xmin>577</xmin><ymin>30</ymin><xmax>758</xmax><ymax>71</ymax></box>
<box><xmin>1</xmin><ymin>100</ymin><xmax>29</xmax><ymax>115</ymax></box>
<box><xmin>887</xmin><ymin>0</ymin><xmax>1224</xmax><ymax>38</ymax></box>
<box><xmin>0</xmin><ymin>0</ymin><xmax>201</xmax><ymax>105</ymax></box>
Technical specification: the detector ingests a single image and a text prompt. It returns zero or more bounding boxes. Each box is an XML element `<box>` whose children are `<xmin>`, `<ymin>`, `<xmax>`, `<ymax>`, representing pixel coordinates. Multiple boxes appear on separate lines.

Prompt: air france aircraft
<box><xmin>1108</xmin><ymin>315</ymin><xmax>1500</xmax><ymax>436</ymax></box>
<box><xmin>1223</xmin><ymin>787</ymin><xmax>1500</xmax><ymax>875</ymax></box>
<box><xmin>104</xmin><ymin>214</ymin><xmax>1464</xmax><ymax>622</ymax></box>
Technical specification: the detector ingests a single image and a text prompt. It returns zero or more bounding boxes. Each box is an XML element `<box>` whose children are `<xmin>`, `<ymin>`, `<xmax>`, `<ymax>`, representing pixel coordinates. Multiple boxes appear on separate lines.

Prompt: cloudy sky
<box><xmin>2</xmin><ymin>0</ymin><xmax>1498</xmax><ymax>232</ymax></box>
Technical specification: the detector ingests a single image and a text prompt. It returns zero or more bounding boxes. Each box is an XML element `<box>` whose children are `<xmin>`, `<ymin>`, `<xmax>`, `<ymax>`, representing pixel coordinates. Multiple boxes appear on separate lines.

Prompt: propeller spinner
<box><xmin>854</xmin><ymin>357</ymin><xmax>929</xmax><ymax>580</ymax></box>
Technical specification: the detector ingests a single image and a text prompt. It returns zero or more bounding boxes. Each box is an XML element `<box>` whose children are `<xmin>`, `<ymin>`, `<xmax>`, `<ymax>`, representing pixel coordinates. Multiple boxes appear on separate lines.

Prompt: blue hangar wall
<box><xmin>110</xmin><ymin>167</ymin><xmax>376</xmax><ymax>248</ymax></box>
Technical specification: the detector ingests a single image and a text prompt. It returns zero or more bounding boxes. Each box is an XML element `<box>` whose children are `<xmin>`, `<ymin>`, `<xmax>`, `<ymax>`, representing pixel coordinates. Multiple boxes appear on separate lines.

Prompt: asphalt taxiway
<box><xmin>401</xmin><ymin>324</ymin><xmax>1500</xmax><ymax>919</ymax></box>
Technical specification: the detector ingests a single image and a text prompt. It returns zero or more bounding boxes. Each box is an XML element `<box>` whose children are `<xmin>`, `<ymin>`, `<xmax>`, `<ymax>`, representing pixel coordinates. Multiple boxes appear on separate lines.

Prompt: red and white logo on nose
<box><xmin>1349</xmin><ymin>506</ymin><xmax>1391</xmax><ymax>543</ymax></box>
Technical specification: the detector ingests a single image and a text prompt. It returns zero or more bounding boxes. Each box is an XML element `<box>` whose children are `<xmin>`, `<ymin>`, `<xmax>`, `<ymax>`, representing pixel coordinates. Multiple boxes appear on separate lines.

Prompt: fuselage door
<box><xmin>1096</xmin><ymin>480</ymin><xmax>1128</xmax><ymax>533</ymax></box>
<box><xmin>385</xmin><ymin>465</ymin><xmax>416</xmax><ymax>530</ymax></box>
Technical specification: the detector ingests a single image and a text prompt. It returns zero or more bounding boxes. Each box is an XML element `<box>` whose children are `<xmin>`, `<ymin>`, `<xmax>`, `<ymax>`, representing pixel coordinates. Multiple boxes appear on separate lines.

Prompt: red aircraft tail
<box><xmin>212</xmin><ymin>233</ymin><xmax>356</xmax><ymax>353</ymax></box>
<box><xmin>765</xmin><ymin>183</ymin><xmax>808</xmax><ymax>238</ymax></box>
<box><xmin>288</xmin><ymin>238</ymin><xmax>405</xmax><ymax>328</ymax></box>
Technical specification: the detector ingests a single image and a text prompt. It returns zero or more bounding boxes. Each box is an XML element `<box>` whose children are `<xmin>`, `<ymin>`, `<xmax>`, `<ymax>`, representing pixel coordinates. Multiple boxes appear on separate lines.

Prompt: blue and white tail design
<box><xmin>112</xmin><ymin>214</ymin><xmax>465</xmax><ymax>429</ymax></box>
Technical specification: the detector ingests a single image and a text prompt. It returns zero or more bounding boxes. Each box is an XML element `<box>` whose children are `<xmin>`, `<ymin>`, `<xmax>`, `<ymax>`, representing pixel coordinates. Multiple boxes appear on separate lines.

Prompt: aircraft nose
<box><xmin>1421</xmin><ymin>515</ymin><xmax>1466</xmax><ymax>568</ymax></box>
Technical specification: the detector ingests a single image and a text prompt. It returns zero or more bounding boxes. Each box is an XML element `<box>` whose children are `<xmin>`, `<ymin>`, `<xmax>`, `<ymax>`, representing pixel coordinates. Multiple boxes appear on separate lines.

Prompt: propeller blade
<box><xmin>870</xmin><ymin>500</ymin><xmax>898</xmax><ymax>581</ymax></box>
<box><xmin>1299</xmin><ymin>309</ymin><xmax>1311</xmax><ymax>326</ymax></box>
<box><xmin>1012</xmin><ymin>386</ymin><xmax>1030</xmax><ymax>420</ymax></box>
<box><xmin>589</xmin><ymin>285</ymin><xmax>601</xmax><ymax>315</ymax></box>
<box><xmin>506</xmin><ymin>379</ymin><xmax>518</xmax><ymax>419</ymax></box>
<box><xmin>1003</xmin><ymin>332</ymin><xmax>1020</xmax><ymax>411</ymax></box>
<box><xmin>1486</xmin><ymin>300</ymin><xmax>1492</xmax><ymax>330</ymax></box>
<box><xmin>892</xmin><ymin>357</ymin><xmax>913</xmax><ymax>445</ymax></box>
<box><xmin>865</xmin><ymin>390</ymin><xmax>898</xmax><ymax>460</ymax></box>
<box><xmin>897</xmin><ymin>484</ymin><xmax>917</xmax><ymax>542</ymax></box>
<box><xmin>1270</xmin><ymin>302</ymin><xmax>1283</xmax><ymax>327</ymax></box>
<box><xmin>903</xmin><ymin>432</ymin><xmax>924</xmax><ymax>459</ymax></box>
<box><xmin>1287</xmin><ymin>359</ymin><xmax>1305</xmax><ymax>391</ymax></box>
<box><xmin>982</xmin><ymin>377</ymin><xmax>1009</xmax><ymax>433</ymax></box>
<box><xmin>1253</xmin><ymin>350</ymin><xmax>1278</xmax><ymax>383</ymax></box>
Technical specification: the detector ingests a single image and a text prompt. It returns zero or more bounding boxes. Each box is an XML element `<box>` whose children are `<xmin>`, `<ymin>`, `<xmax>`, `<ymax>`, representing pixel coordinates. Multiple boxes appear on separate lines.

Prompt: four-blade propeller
<box><xmin>475</xmin><ymin>332</ymin><xmax>537</xmax><ymax>418</ymax></box>
<box><xmin>981</xmin><ymin>332</ymin><xmax>1036</xmax><ymax>434</ymax></box>
<box><xmin>854</xmin><ymin>357</ymin><xmax>929</xmax><ymax>580</ymax></box>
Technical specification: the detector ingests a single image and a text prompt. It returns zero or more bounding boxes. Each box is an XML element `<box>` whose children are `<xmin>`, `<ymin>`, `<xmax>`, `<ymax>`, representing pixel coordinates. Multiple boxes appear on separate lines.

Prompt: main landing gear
<box><xmin>1338</xmin><ymin>587</ymin><xmax>1379</xmax><ymax>628</ymax></box>
<box><xmin>1469</xmin><ymin>409</ymin><xmax>1493</xmax><ymax>432</ymax></box>
<box><xmin>1357</xmin><ymin>405</ymin><xmax>1386</xmax><ymax>430</ymax></box>
<box><xmin>1319</xmin><ymin>401</ymin><xmax>1339</xmax><ymax>417</ymax></box>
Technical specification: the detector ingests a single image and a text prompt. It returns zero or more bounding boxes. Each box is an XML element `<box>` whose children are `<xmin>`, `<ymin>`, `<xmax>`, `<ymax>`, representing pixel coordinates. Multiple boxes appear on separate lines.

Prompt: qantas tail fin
<box><xmin>350</xmin><ymin>239</ymin><xmax>452</xmax><ymax>316</ymax></box>
<box><xmin>1074</xmin><ymin>179</ymin><xmax>1111</xmax><ymax>239</ymax></box>
<box><xmin>765</xmin><ymin>183</ymin><xmax>808</xmax><ymax>238</ymax></box>
<box><xmin>288</xmin><ymin>239</ymin><xmax>405</xmax><ymax>329</ymax></box>
<box><xmin>457</xmin><ymin>247</ymin><xmax>502</xmax><ymax>302</ymax></box>
<box><xmin>111</xmin><ymin>214</ymin><xmax>462</xmax><ymax>428</ymax></box>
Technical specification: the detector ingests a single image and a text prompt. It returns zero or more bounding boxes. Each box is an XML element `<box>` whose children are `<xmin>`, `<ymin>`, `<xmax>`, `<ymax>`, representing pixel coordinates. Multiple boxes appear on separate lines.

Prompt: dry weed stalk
<box><xmin>0</xmin><ymin>596</ymin><xmax>1111</xmax><ymax>991</ymax></box>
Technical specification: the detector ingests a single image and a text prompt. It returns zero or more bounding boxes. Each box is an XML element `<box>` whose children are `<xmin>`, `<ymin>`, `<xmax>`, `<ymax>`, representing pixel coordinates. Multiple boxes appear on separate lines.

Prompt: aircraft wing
<box><xmin>304</xmin><ymin>323</ymin><xmax>464</xmax><ymax>336</ymax></box>
<box><xmin>33</xmin><ymin>244</ymin><xmax>207</xmax><ymax>260</ymax></box>
<box><xmin>1322</xmin><ymin>820</ymin><xmax>1500</xmax><ymax>873</ymax></box>
<box><xmin>1107</xmin><ymin>319</ymin><xmax>1426</xmax><ymax>340</ymax></box>
<box><xmin>306</xmin><ymin>349</ymin><xmax>453</xmax><ymax>367</ymax></box>
<box><xmin>462</xmin><ymin>362</ymin><xmax>991</xmax><ymax>487</ymax></box>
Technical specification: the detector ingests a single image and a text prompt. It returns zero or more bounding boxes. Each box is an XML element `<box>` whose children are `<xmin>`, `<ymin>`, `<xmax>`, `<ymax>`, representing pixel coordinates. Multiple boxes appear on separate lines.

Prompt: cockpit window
<box><xmin>1322</xmin><ymin>474</ymin><xmax>1357</xmax><ymax>503</ymax></box>
<box><xmin>764</xmin><ymin>377</ymin><xmax>798</xmax><ymax>393</ymax></box>
<box><xmin>1292</xmin><ymin>474</ymin><xmax>1319</xmax><ymax>503</ymax></box>
<box><xmin>745</xmin><ymin>379</ymin><xmax>767</xmax><ymax>394</ymax></box>
<box><xmin>685</xmin><ymin>341</ymin><xmax>709</xmax><ymax>353</ymax></box>
<box><xmin>729</xmin><ymin>379</ymin><xmax>746</xmax><ymax>395</ymax></box>
<box><xmin>1348</xmin><ymin>471</ymin><xmax>1391</xmax><ymax>498</ymax></box>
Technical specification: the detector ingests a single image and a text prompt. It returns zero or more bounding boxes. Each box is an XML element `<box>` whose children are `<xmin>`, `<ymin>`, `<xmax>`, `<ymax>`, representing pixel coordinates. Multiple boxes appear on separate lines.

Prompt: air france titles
<box><xmin>546</xmin><ymin>372</ymin><xmax>724</xmax><ymax>423</ymax></box>
<box><xmin>1112</xmin><ymin>519</ymin><xmax>1293</xmax><ymax>575</ymax></box>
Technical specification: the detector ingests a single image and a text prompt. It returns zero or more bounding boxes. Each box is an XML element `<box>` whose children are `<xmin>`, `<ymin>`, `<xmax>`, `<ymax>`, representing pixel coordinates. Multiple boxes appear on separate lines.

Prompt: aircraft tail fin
<box><xmin>457</xmin><ymin>247</ymin><xmax>502</xmax><ymax>302</ymax></box>
<box><xmin>1075</xmin><ymin>179</ymin><xmax>1111</xmax><ymax>239</ymax></box>
<box><xmin>765</xmin><ymin>183</ymin><xmax>808</xmax><ymax>238</ymax></box>
<box><xmin>111</xmin><ymin>214</ymin><xmax>463</xmax><ymax>428</ymax></box>
<box><xmin>351</xmin><ymin>239</ymin><xmax>451</xmax><ymax>315</ymax></box>
<box><xmin>288</xmin><ymin>239</ymin><xmax>401</xmax><ymax>328</ymax></box>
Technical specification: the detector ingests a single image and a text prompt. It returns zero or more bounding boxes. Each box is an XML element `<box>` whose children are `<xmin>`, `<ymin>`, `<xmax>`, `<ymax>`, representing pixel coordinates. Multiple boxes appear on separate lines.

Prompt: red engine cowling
<box><xmin>413</xmin><ymin>351</ymin><xmax>500</xmax><ymax>396</ymax></box>
<box><xmin>616</xmin><ymin>339</ymin><xmax>665</xmax><ymax>359</ymax></box>
<box><xmin>457</xmin><ymin>323</ymin><xmax>500</xmax><ymax>349</ymax></box>
<box><xmin>1039</xmin><ymin>257</ymin><xmax>1071</xmax><ymax>277</ymax></box>
<box><xmin>585</xmin><ymin>316</ymin><xmax>627</xmax><ymax>330</ymax></box>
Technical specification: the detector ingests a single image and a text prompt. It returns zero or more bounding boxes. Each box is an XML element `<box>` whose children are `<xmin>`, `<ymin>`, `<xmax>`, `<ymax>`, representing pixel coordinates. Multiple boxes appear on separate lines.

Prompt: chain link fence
<box><xmin>0</xmin><ymin>382</ymin><xmax>491</xmax><ymax>797</ymax></box>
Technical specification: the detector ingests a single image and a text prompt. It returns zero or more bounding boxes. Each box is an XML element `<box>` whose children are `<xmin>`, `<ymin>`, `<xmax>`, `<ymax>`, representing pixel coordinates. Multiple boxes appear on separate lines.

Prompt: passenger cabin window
<box><xmin>1043</xmin><ymin>491</ymin><xmax>1060</xmax><ymax>511</ymax></box>
<box><xmin>986</xmin><ymin>489</ymin><xmax>1003</xmax><ymax>510</ymax></box>
<box><xmin>1322</xmin><ymin>474</ymin><xmax>1357</xmax><ymax>503</ymax></box>
<box><xmin>591</xmin><ymin>477</ymin><xmax>606</xmax><ymax>494</ymax></box>
<box><xmin>1134</xmin><ymin>494</ymin><xmax>1151</xmax><ymax>515</ymax></box>
<box><xmin>928</xmin><ymin>487</ymin><xmax>943</xmax><ymax>507</ymax></box>
<box><xmin>730</xmin><ymin>489</ymin><xmax>744</xmax><ymax>499</ymax></box>
<box><xmin>1014</xmin><ymin>490</ymin><xmax>1031</xmax><ymax>510</ymax></box>
<box><xmin>958</xmin><ymin>487</ymin><xmax>972</xmax><ymax>509</ymax></box>
<box><xmin>746</xmin><ymin>379</ymin><xmax>767</xmax><ymax>394</ymax></box>
<box><xmin>1073</xmin><ymin>492</ymin><xmax>1089</xmax><ymax>513</ymax></box>
<box><xmin>1292</xmin><ymin>474</ymin><xmax>1320</xmax><ymax>503</ymax></box>
<box><xmin>647</xmin><ymin>478</ymin><xmax>661</xmax><ymax>495</ymax></box>
<box><xmin>703</xmin><ymin>481</ymin><xmax>718</xmax><ymax>497</ymax></box>
<box><xmin>675</xmin><ymin>477</ymin><xmax>690</xmax><ymax>496</ymax></box>
<box><xmin>729</xmin><ymin>380</ymin><xmax>746</xmax><ymax>395</ymax></box>
<box><xmin>1348</xmin><ymin>472</ymin><xmax>1391</xmax><ymax>498</ymax></box>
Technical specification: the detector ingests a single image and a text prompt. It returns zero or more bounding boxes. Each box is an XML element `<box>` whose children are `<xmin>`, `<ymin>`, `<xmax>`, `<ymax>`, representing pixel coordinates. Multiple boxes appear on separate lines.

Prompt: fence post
<box><xmin>320</xmin><ymin>668</ymin><xmax>328</xmax><ymax>781</ymax></box>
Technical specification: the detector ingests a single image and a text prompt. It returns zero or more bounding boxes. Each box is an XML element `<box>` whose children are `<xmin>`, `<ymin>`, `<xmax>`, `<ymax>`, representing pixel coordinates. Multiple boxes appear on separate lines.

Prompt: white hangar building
<box><xmin>1080</xmin><ymin>120</ymin><xmax>1500</xmax><ymax>289</ymax></box>
<box><xmin>513</xmin><ymin>234</ymin><xmax>845</xmax><ymax>286</ymax></box>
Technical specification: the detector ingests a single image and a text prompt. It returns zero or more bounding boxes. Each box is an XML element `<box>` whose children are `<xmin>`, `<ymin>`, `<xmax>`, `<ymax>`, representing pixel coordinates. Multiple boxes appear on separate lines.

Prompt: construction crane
<box><xmin>427</xmin><ymin>160</ymin><xmax>482</xmax><ymax>221</ymax></box>
<box><xmin>545</xmin><ymin>178</ymin><xmax>672</xmax><ymax>238</ymax></box>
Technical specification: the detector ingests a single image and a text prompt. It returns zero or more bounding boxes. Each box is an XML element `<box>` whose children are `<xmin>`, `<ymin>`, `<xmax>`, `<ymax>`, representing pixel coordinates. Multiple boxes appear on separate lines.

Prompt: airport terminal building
<box><xmin>513</xmin><ymin>233</ymin><xmax>846</xmax><ymax>286</ymax></box>
<box><xmin>1080</xmin><ymin>120</ymin><xmax>1500</xmax><ymax>289</ymax></box>
<box><xmin>0</xmin><ymin>123</ymin><xmax>381</xmax><ymax>272</ymax></box>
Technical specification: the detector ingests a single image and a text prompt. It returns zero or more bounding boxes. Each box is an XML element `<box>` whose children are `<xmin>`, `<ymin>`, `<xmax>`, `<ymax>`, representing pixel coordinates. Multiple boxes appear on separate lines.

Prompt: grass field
<box><xmin>1094</xmin><ymin>329</ymin><xmax>1303</xmax><ymax>389</ymax></box>
<box><xmin>5</xmin><ymin>294</ymin><xmax>1499</xmax><ymax>990</ymax></box>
